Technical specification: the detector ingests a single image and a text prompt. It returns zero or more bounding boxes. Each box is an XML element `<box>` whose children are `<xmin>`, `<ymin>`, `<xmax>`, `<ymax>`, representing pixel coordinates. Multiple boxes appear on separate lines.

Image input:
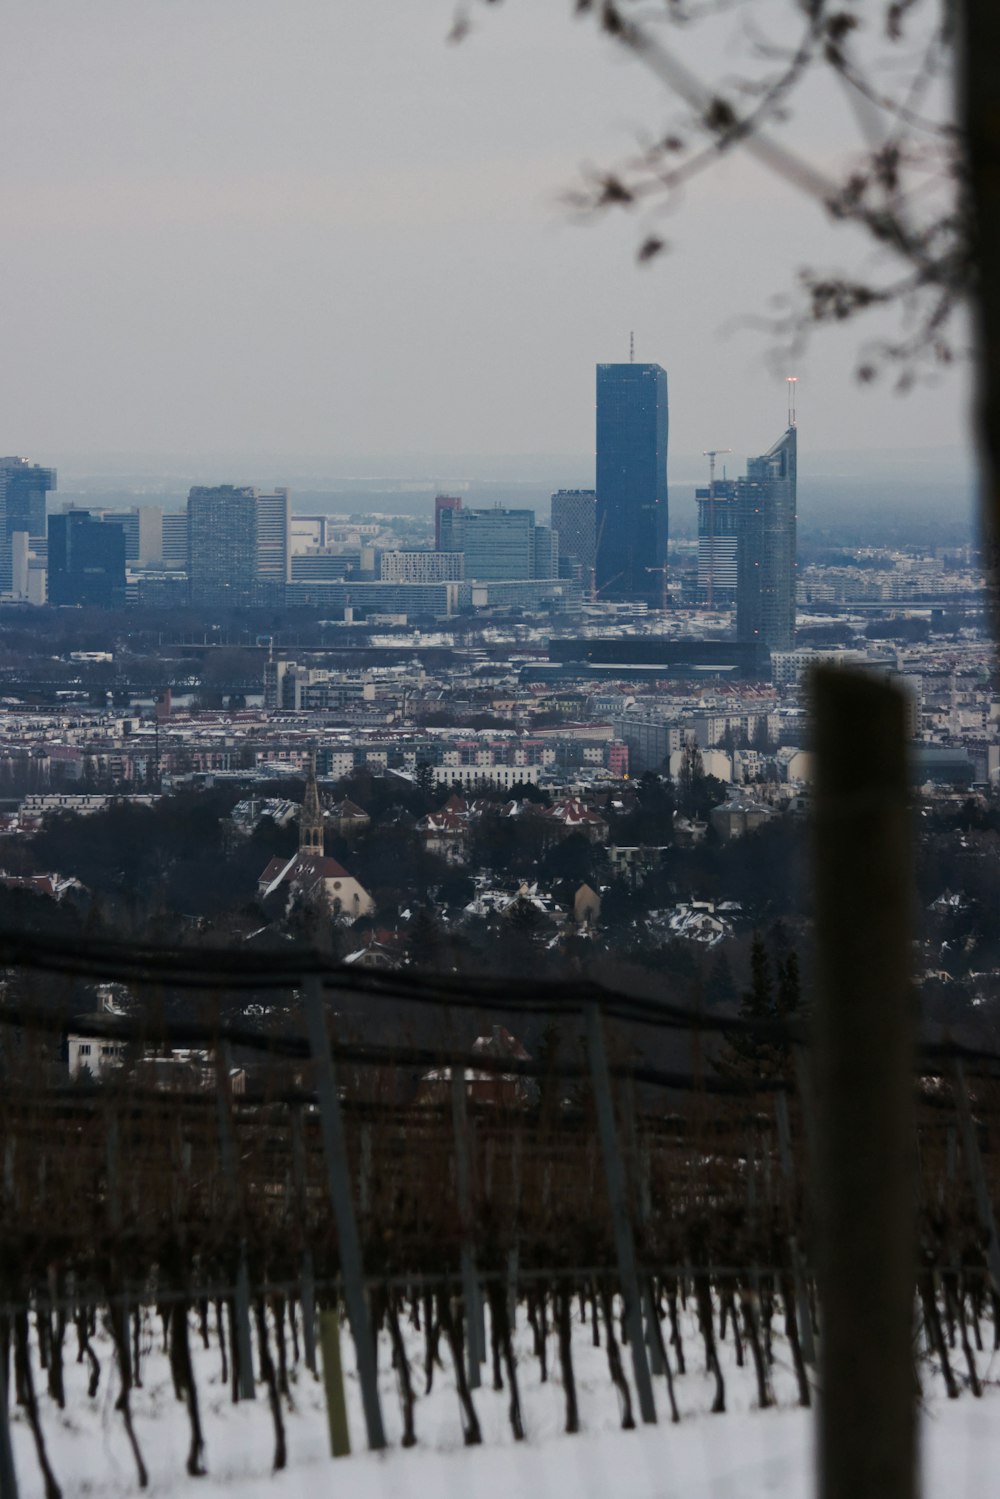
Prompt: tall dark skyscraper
<box><xmin>595</xmin><ymin>362</ymin><xmax>668</xmax><ymax>603</ymax></box>
<box><xmin>736</xmin><ymin>425</ymin><xmax>797</xmax><ymax>653</ymax></box>
<box><xmin>48</xmin><ymin>511</ymin><xmax>126</xmax><ymax>608</ymax></box>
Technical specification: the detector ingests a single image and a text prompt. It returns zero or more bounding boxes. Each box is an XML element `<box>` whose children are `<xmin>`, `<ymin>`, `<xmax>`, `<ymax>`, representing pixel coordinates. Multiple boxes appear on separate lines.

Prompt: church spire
<box><xmin>300</xmin><ymin>750</ymin><xmax>325</xmax><ymax>856</ymax></box>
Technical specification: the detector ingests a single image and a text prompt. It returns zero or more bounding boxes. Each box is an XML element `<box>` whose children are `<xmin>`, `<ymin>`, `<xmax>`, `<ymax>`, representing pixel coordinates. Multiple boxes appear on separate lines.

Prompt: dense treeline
<box><xmin>0</xmin><ymin>771</ymin><xmax>997</xmax><ymax>1040</ymax></box>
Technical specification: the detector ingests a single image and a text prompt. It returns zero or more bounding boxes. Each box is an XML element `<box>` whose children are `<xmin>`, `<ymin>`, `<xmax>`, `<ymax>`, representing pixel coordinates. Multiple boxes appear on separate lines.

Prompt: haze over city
<box><xmin>1</xmin><ymin>0</ymin><xmax>973</xmax><ymax>465</ymax></box>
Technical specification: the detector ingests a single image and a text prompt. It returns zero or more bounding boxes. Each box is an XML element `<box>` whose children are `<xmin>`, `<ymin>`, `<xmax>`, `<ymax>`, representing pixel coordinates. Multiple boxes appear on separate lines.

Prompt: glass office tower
<box><xmin>0</xmin><ymin>458</ymin><xmax>56</xmax><ymax>594</ymax></box>
<box><xmin>595</xmin><ymin>363</ymin><xmax>668</xmax><ymax>603</ymax></box>
<box><xmin>48</xmin><ymin>511</ymin><xmax>126</xmax><ymax>608</ymax></box>
<box><xmin>736</xmin><ymin>426</ymin><xmax>797</xmax><ymax>654</ymax></box>
<box><xmin>695</xmin><ymin>480</ymin><xmax>739</xmax><ymax>605</ymax></box>
<box><xmin>551</xmin><ymin>489</ymin><xmax>596</xmax><ymax>587</ymax></box>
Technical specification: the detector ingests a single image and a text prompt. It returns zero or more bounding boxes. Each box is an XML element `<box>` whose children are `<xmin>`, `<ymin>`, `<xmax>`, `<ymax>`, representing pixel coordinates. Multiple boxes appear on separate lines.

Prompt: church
<box><xmin>257</xmin><ymin>755</ymin><xmax>375</xmax><ymax>921</ymax></box>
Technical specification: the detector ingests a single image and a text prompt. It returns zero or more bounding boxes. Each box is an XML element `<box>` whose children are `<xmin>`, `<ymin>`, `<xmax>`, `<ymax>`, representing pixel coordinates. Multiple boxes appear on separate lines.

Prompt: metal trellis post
<box><xmin>585</xmin><ymin>1000</ymin><xmax>657</xmax><ymax>1425</ymax></box>
<box><xmin>953</xmin><ymin>1059</ymin><xmax>1000</xmax><ymax>1291</ymax></box>
<box><xmin>303</xmin><ymin>976</ymin><xmax>386</xmax><ymax>1451</ymax></box>
<box><xmin>0</xmin><ymin>1352</ymin><xmax>18</xmax><ymax>1499</ymax></box>
<box><xmin>451</xmin><ymin>1062</ymin><xmax>483</xmax><ymax>1388</ymax></box>
<box><xmin>216</xmin><ymin>1043</ymin><xmax>256</xmax><ymax>1401</ymax></box>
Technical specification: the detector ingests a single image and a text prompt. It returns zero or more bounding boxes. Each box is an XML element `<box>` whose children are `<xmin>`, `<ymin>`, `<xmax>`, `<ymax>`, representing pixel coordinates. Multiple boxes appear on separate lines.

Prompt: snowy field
<box><xmin>8</xmin><ymin>1299</ymin><xmax>1000</xmax><ymax>1499</ymax></box>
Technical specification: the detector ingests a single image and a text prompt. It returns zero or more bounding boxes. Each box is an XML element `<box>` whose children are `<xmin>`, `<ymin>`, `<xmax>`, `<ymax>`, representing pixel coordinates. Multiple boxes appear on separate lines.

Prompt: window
<box><xmin>78</xmin><ymin>1043</ymin><xmax>91</xmax><ymax>1056</ymax></box>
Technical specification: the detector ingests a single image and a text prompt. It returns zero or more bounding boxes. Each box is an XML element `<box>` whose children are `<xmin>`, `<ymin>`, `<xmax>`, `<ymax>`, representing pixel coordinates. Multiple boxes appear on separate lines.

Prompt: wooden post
<box><xmin>953</xmin><ymin>1060</ymin><xmax>1000</xmax><ymax>1290</ymax></box>
<box><xmin>303</xmin><ymin>977</ymin><xmax>386</xmax><ymax>1451</ymax></box>
<box><xmin>775</xmin><ymin>1090</ymin><xmax>816</xmax><ymax>1365</ymax></box>
<box><xmin>812</xmin><ymin>668</ymin><xmax>915</xmax><ymax>1499</ymax></box>
<box><xmin>318</xmin><ymin>1310</ymin><xmax>351</xmax><ymax>1457</ymax></box>
<box><xmin>0</xmin><ymin>1353</ymin><xmax>18</xmax><ymax>1499</ymax></box>
<box><xmin>216</xmin><ymin>1044</ymin><xmax>255</xmax><ymax>1401</ymax></box>
<box><xmin>450</xmin><ymin>1063</ymin><xmax>482</xmax><ymax>1388</ymax></box>
<box><xmin>585</xmin><ymin>1001</ymin><xmax>657</xmax><ymax>1425</ymax></box>
<box><xmin>290</xmin><ymin>1108</ymin><xmax>317</xmax><ymax>1374</ymax></box>
<box><xmin>233</xmin><ymin>1255</ymin><xmax>256</xmax><ymax>1401</ymax></box>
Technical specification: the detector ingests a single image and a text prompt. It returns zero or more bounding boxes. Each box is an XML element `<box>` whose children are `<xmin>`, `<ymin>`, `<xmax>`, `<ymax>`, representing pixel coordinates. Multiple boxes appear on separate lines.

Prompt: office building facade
<box><xmin>595</xmin><ymin>363</ymin><xmax>668</xmax><ymax>603</ymax></box>
<box><xmin>187</xmin><ymin>486</ymin><xmax>259</xmax><ymax>607</ymax></box>
<box><xmin>551</xmin><ymin>489</ymin><xmax>596</xmax><ymax>585</ymax></box>
<box><xmin>695</xmin><ymin>480</ymin><xmax>739</xmax><ymax>605</ymax></box>
<box><xmin>440</xmin><ymin>506</ymin><xmax>544</xmax><ymax>581</ymax></box>
<box><xmin>434</xmin><ymin>495</ymin><xmax>462</xmax><ymax>550</ymax></box>
<box><xmin>254</xmin><ymin>489</ymin><xmax>291</xmax><ymax>603</ymax></box>
<box><xmin>59</xmin><ymin>505</ymin><xmax>164</xmax><ymax>566</ymax></box>
<box><xmin>379</xmin><ymin>550</ymin><xmax>464</xmax><ymax>583</ymax></box>
<box><xmin>162</xmin><ymin>512</ymin><xmax>189</xmax><ymax>570</ymax></box>
<box><xmin>0</xmin><ymin>458</ymin><xmax>56</xmax><ymax>594</ymax></box>
<box><xmin>48</xmin><ymin>511</ymin><xmax>126</xmax><ymax>608</ymax></box>
<box><xmin>735</xmin><ymin>426</ymin><xmax>797</xmax><ymax>653</ymax></box>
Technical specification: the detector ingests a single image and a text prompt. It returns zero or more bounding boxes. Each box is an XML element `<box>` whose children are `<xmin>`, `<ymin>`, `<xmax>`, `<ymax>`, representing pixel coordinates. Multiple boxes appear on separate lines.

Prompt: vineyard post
<box><xmin>451</xmin><ymin>1063</ymin><xmax>483</xmax><ymax>1388</ymax></box>
<box><xmin>215</xmin><ymin>1043</ymin><xmax>255</xmax><ymax>1401</ymax></box>
<box><xmin>318</xmin><ymin>1309</ymin><xmax>351</xmax><ymax>1457</ymax></box>
<box><xmin>624</xmin><ymin>1082</ymin><xmax>664</xmax><ymax>1377</ymax></box>
<box><xmin>812</xmin><ymin>668</ymin><xmax>915</xmax><ymax>1499</ymax></box>
<box><xmin>303</xmin><ymin>976</ymin><xmax>386</xmax><ymax>1451</ymax></box>
<box><xmin>775</xmin><ymin>1090</ymin><xmax>816</xmax><ymax>1364</ymax></box>
<box><xmin>290</xmin><ymin>1108</ymin><xmax>317</xmax><ymax>1375</ymax></box>
<box><xmin>952</xmin><ymin>1060</ymin><xmax>1000</xmax><ymax>1289</ymax></box>
<box><xmin>0</xmin><ymin>1351</ymin><xmax>18</xmax><ymax>1499</ymax></box>
<box><xmin>105</xmin><ymin>1111</ymin><xmax>132</xmax><ymax>1385</ymax></box>
<box><xmin>585</xmin><ymin>1000</ymin><xmax>657</xmax><ymax>1425</ymax></box>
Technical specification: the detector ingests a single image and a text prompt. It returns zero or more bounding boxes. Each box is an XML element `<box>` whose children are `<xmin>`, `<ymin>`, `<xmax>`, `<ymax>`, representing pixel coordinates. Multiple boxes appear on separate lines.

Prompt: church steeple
<box><xmin>299</xmin><ymin>750</ymin><xmax>325</xmax><ymax>856</ymax></box>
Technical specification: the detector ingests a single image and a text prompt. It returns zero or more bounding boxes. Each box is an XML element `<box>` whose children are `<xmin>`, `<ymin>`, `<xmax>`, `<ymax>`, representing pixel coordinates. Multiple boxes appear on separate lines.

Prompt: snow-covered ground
<box><xmin>7</xmin><ymin>1299</ymin><xmax>999</xmax><ymax>1498</ymax></box>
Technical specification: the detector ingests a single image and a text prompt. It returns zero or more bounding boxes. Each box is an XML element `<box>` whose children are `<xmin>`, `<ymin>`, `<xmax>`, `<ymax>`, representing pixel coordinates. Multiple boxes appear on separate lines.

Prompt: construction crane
<box><xmin>701</xmin><ymin>447</ymin><xmax>732</xmax><ymax>610</ymax></box>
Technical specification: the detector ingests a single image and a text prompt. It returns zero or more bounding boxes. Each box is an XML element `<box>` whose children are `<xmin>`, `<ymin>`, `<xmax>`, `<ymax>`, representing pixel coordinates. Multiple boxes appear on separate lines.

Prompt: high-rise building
<box><xmin>695</xmin><ymin>480</ymin><xmax>739</xmax><ymax>605</ymax></box>
<box><xmin>0</xmin><ymin>458</ymin><xmax>56</xmax><ymax>594</ymax></box>
<box><xmin>434</xmin><ymin>495</ymin><xmax>462</xmax><ymax>550</ymax></box>
<box><xmin>162</xmin><ymin>512</ymin><xmax>189</xmax><ymax>570</ymax></box>
<box><xmin>533</xmin><ymin>525</ymin><xmax>559</xmax><ymax>581</ymax></box>
<box><xmin>48</xmin><ymin>511</ymin><xmax>126</xmax><ymax>608</ymax></box>
<box><xmin>735</xmin><ymin>426</ymin><xmax>797</xmax><ymax>653</ymax></box>
<box><xmin>255</xmin><ymin>489</ymin><xmax>291</xmax><ymax>599</ymax></box>
<box><xmin>595</xmin><ymin>363</ymin><xmax>668</xmax><ymax>602</ymax></box>
<box><xmin>551</xmin><ymin>489</ymin><xmax>596</xmax><ymax>586</ymax></box>
<box><xmin>440</xmin><ymin>506</ymin><xmax>542</xmax><ymax>581</ymax></box>
<box><xmin>187</xmin><ymin>486</ymin><xmax>259</xmax><ymax>607</ymax></box>
<box><xmin>59</xmin><ymin>504</ymin><xmax>163</xmax><ymax>566</ymax></box>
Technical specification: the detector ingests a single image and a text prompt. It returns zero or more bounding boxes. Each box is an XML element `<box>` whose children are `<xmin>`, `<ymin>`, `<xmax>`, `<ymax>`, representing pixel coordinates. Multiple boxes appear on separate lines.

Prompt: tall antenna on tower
<box><xmin>630</xmin><ymin>331</ymin><xmax>635</xmax><ymax>363</ymax></box>
<box><xmin>786</xmin><ymin>375</ymin><xmax>799</xmax><ymax>428</ymax></box>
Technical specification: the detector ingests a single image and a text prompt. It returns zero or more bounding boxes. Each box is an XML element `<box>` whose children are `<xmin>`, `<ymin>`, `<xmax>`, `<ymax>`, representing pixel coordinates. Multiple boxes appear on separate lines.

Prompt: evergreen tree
<box><xmin>406</xmin><ymin>905</ymin><xmax>445</xmax><ymax>970</ymax></box>
<box><xmin>776</xmin><ymin>949</ymin><xmax>801</xmax><ymax>1020</ymax></box>
<box><xmin>415</xmin><ymin>761</ymin><xmax>435</xmax><ymax>809</ymax></box>
<box><xmin>706</xmin><ymin>950</ymin><xmax>738</xmax><ymax>1012</ymax></box>
<box><xmin>714</xmin><ymin>931</ymin><xmax>796</xmax><ymax>1082</ymax></box>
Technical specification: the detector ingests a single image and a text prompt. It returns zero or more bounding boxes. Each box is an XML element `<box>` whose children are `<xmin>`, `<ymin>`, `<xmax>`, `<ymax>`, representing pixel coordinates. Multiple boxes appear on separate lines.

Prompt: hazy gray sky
<box><xmin>1</xmin><ymin>0</ymin><xmax>971</xmax><ymax>465</ymax></box>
